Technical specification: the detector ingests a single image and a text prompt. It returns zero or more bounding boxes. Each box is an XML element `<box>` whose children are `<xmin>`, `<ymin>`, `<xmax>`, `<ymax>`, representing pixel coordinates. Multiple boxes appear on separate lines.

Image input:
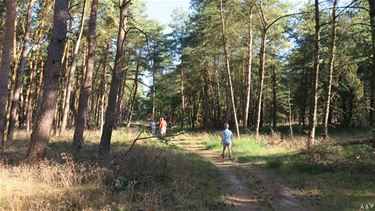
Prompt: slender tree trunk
<box><xmin>255</xmin><ymin>30</ymin><xmax>266</xmax><ymax>139</ymax></box>
<box><xmin>99</xmin><ymin>0</ymin><xmax>130</xmax><ymax>157</ymax></box>
<box><xmin>214</xmin><ymin>58</ymin><xmax>221</xmax><ymax>127</ymax></box>
<box><xmin>180</xmin><ymin>64</ymin><xmax>185</xmax><ymax>129</ymax></box>
<box><xmin>59</xmin><ymin>31</ymin><xmax>73</xmax><ymax>133</ymax></box>
<box><xmin>152</xmin><ymin>59</ymin><xmax>156</xmax><ymax>120</ymax></box>
<box><xmin>115</xmin><ymin>64</ymin><xmax>128</xmax><ymax>127</ymax></box>
<box><xmin>220</xmin><ymin>0</ymin><xmax>240</xmax><ymax>137</ymax></box>
<box><xmin>26</xmin><ymin>52</ymin><xmax>38</xmax><ymax>133</ymax></box>
<box><xmin>5</xmin><ymin>64</ymin><xmax>18</xmax><ymax>139</ymax></box>
<box><xmin>126</xmin><ymin>54</ymin><xmax>140</xmax><ymax>127</ymax></box>
<box><xmin>368</xmin><ymin>0</ymin><xmax>375</xmax><ymax>138</ymax></box>
<box><xmin>100</xmin><ymin>93</ymin><xmax>106</xmax><ymax>131</ymax></box>
<box><xmin>99</xmin><ymin>44</ymin><xmax>109</xmax><ymax>131</ymax></box>
<box><xmin>323</xmin><ymin>0</ymin><xmax>337</xmax><ymax>139</ymax></box>
<box><xmin>60</xmin><ymin>0</ymin><xmax>87</xmax><ymax>135</ymax></box>
<box><xmin>52</xmin><ymin>34</ymin><xmax>70</xmax><ymax>136</ymax></box>
<box><xmin>308</xmin><ymin>0</ymin><xmax>321</xmax><ymax>147</ymax></box>
<box><xmin>255</xmin><ymin>2</ymin><xmax>268</xmax><ymax>139</ymax></box>
<box><xmin>0</xmin><ymin>0</ymin><xmax>17</xmax><ymax>149</ymax></box>
<box><xmin>299</xmin><ymin>68</ymin><xmax>308</xmax><ymax>130</ymax></box>
<box><xmin>26</xmin><ymin>0</ymin><xmax>68</xmax><ymax>161</ymax></box>
<box><xmin>288</xmin><ymin>88</ymin><xmax>294</xmax><ymax>137</ymax></box>
<box><xmin>272</xmin><ymin>65</ymin><xmax>277</xmax><ymax>128</ymax></box>
<box><xmin>73</xmin><ymin>0</ymin><xmax>99</xmax><ymax>150</ymax></box>
<box><xmin>224</xmin><ymin>70</ymin><xmax>231</xmax><ymax>124</ymax></box>
<box><xmin>202</xmin><ymin>69</ymin><xmax>209</xmax><ymax>129</ymax></box>
<box><xmin>7</xmin><ymin>0</ymin><xmax>36</xmax><ymax>143</ymax></box>
<box><xmin>243</xmin><ymin>1</ymin><xmax>254</xmax><ymax>133</ymax></box>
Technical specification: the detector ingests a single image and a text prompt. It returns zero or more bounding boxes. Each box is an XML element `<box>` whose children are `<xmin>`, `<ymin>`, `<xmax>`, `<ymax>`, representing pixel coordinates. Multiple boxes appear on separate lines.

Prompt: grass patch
<box><xmin>204</xmin><ymin>132</ymin><xmax>375</xmax><ymax>210</ymax></box>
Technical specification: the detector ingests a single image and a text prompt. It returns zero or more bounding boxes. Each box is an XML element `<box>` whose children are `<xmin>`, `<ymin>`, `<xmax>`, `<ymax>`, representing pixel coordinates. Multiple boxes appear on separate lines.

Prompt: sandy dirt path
<box><xmin>174</xmin><ymin>140</ymin><xmax>308</xmax><ymax>211</ymax></box>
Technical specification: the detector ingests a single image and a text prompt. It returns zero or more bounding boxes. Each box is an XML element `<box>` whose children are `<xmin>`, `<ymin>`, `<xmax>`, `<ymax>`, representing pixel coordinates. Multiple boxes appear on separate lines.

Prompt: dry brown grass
<box><xmin>0</xmin><ymin>129</ymin><xmax>226</xmax><ymax>210</ymax></box>
<box><xmin>0</xmin><ymin>153</ymin><xmax>111</xmax><ymax>210</ymax></box>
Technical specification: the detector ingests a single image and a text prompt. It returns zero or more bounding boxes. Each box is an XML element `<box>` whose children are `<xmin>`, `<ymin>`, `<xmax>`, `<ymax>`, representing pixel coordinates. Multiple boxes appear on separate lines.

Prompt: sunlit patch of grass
<box><xmin>202</xmin><ymin>131</ymin><xmax>375</xmax><ymax>210</ymax></box>
<box><xmin>204</xmin><ymin>135</ymin><xmax>295</xmax><ymax>165</ymax></box>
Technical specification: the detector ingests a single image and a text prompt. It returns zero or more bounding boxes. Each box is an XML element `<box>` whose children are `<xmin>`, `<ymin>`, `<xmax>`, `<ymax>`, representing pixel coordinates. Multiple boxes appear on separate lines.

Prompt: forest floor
<box><xmin>0</xmin><ymin>126</ymin><xmax>374</xmax><ymax>210</ymax></box>
<box><xmin>173</xmin><ymin>138</ymin><xmax>308</xmax><ymax>211</ymax></box>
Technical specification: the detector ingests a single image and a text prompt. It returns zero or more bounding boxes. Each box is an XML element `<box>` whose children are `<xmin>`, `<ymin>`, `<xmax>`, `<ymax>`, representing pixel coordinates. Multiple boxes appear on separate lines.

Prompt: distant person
<box><xmin>159</xmin><ymin>117</ymin><xmax>167</xmax><ymax>136</ymax></box>
<box><xmin>221</xmin><ymin>123</ymin><xmax>233</xmax><ymax>159</ymax></box>
<box><xmin>167</xmin><ymin>119</ymin><xmax>173</xmax><ymax>130</ymax></box>
<box><xmin>150</xmin><ymin>119</ymin><xmax>156</xmax><ymax>135</ymax></box>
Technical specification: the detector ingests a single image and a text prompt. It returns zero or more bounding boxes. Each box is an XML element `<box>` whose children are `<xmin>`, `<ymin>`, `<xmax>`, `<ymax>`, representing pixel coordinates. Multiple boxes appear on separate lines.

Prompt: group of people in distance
<box><xmin>149</xmin><ymin>117</ymin><xmax>173</xmax><ymax>136</ymax></box>
<box><xmin>149</xmin><ymin>118</ymin><xmax>234</xmax><ymax>160</ymax></box>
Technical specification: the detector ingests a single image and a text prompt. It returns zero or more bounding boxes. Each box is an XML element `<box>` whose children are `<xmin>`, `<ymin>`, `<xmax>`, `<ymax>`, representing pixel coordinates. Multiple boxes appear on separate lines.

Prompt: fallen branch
<box><xmin>103</xmin><ymin>131</ymin><xmax>182</xmax><ymax>168</ymax></box>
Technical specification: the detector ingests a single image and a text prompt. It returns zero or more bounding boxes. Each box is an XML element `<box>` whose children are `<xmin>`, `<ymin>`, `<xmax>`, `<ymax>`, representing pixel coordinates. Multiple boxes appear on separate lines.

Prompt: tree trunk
<box><xmin>243</xmin><ymin>0</ymin><xmax>254</xmax><ymax>133</ymax></box>
<box><xmin>213</xmin><ymin>57</ymin><xmax>221</xmax><ymax>128</ymax></box>
<box><xmin>60</xmin><ymin>0</ymin><xmax>87</xmax><ymax>135</ymax></box>
<box><xmin>255</xmin><ymin>30</ymin><xmax>266</xmax><ymax>139</ymax></box>
<box><xmin>73</xmin><ymin>0</ymin><xmax>99</xmax><ymax>150</ymax></box>
<box><xmin>368</xmin><ymin>0</ymin><xmax>375</xmax><ymax>138</ymax></box>
<box><xmin>255</xmin><ymin>2</ymin><xmax>267</xmax><ymax>139</ymax></box>
<box><xmin>308</xmin><ymin>0</ymin><xmax>321</xmax><ymax>147</ymax></box>
<box><xmin>201</xmin><ymin>67</ymin><xmax>209</xmax><ymax>129</ymax></box>
<box><xmin>0</xmin><ymin>0</ymin><xmax>17</xmax><ymax>149</ymax></box>
<box><xmin>100</xmin><ymin>93</ymin><xmax>106</xmax><ymax>131</ymax></box>
<box><xmin>7</xmin><ymin>0</ymin><xmax>35</xmax><ymax>143</ymax></box>
<box><xmin>115</xmin><ymin>64</ymin><xmax>128</xmax><ymax>127</ymax></box>
<box><xmin>272</xmin><ymin>65</ymin><xmax>277</xmax><ymax>129</ymax></box>
<box><xmin>26</xmin><ymin>52</ymin><xmax>38</xmax><ymax>133</ymax></box>
<box><xmin>99</xmin><ymin>0</ymin><xmax>130</xmax><ymax>157</ymax></box>
<box><xmin>126</xmin><ymin>54</ymin><xmax>141</xmax><ymax>127</ymax></box>
<box><xmin>219</xmin><ymin>0</ymin><xmax>240</xmax><ymax>137</ymax></box>
<box><xmin>299</xmin><ymin>68</ymin><xmax>308</xmax><ymax>129</ymax></box>
<box><xmin>288</xmin><ymin>88</ymin><xmax>294</xmax><ymax>137</ymax></box>
<box><xmin>152</xmin><ymin>59</ymin><xmax>156</xmax><ymax>120</ymax></box>
<box><xmin>26</xmin><ymin>0</ymin><xmax>68</xmax><ymax>161</ymax></box>
<box><xmin>323</xmin><ymin>0</ymin><xmax>337</xmax><ymax>139</ymax></box>
<box><xmin>99</xmin><ymin>44</ymin><xmax>109</xmax><ymax>131</ymax></box>
<box><xmin>180</xmin><ymin>64</ymin><xmax>185</xmax><ymax>129</ymax></box>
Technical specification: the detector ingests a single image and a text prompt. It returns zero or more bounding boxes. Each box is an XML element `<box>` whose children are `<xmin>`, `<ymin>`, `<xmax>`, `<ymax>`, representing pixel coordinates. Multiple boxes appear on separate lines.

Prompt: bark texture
<box><xmin>308</xmin><ymin>0</ymin><xmax>321</xmax><ymax>147</ymax></box>
<box><xmin>27</xmin><ymin>0</ymin><xmax>69</xmax><ymax>161</ymax></box>
<box><xmin>99</xmin><ymin>0</ymin><xmax>130</xmax><ymax>157</ymax></box>
<box><xmin>0</xmin><ymin>0</ymin><xmax>17</xmax><ymax>149</ymax></box>
<box><xmin>73</xmin><ymin>0</ymin><xmax>99</xmax><ymax>150</ymax></box>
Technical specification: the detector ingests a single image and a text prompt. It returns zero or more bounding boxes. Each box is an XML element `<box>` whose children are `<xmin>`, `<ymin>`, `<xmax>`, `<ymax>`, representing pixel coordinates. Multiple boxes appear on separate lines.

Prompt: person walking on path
<box><xmin>160</xmin><ymin>117</ymin><xmax>167</xmax><ymax>136</ymax></box>
<box><xmin>221</xmin><ymin>123</ymin><xmax>233</xmax><ymax>159</ymax></box>
<box><xmin>150</xmin><ymin>119</ymin><xmax>156</xmax><ymax>135</ymax></box>
<box><xmin>167</xmin><ymin>119</ymin><xmax>173</xmax><ymax>130</ymax></box>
